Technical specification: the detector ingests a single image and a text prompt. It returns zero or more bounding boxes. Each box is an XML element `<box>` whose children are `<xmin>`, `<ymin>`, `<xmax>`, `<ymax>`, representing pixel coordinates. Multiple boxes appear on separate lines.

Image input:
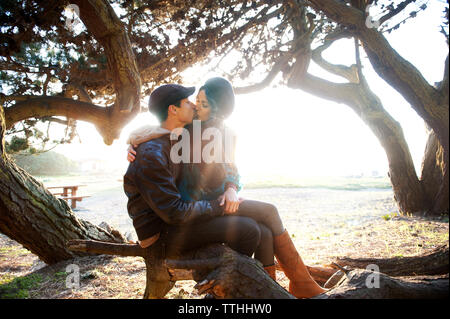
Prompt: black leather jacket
<box><xmin>123</xmin><ymin>133</ymin><xmax>223</xmax><ymax>241</ymax></box>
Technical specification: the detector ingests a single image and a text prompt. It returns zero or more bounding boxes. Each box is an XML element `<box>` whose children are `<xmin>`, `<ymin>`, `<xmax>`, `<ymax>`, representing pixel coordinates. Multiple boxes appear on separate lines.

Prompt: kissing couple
<box><xmin>124</xmin><ymin>77</ymin><xmax>326</xmax><ymax>298</ymax></box>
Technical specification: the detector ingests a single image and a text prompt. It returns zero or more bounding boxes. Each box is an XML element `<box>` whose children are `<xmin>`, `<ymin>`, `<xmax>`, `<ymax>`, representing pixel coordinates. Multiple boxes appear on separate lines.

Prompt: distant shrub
<box><xmin>11</xmin><ymin>151</ymin><xmax>80</xmax><ymax>176</ymax></box>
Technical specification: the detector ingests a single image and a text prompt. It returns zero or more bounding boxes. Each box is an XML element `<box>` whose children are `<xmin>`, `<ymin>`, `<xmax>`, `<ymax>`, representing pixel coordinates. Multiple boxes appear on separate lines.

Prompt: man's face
<box><xmin>175</xmin><ymin>98</ymin><xmax>196</xmax><ymax>125</ymax></box>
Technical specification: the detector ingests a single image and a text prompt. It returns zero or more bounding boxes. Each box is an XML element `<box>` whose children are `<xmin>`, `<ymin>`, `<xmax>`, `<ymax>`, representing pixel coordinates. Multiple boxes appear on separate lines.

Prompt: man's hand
<box><xmin>127</xmin><ymin>144</ymin><xmax>137</xmax><ymax>162</ymax></box>
<box><xmin>219</xmin><ymin>187</ymin><xmax>243</xmax><ymax>214</ymax></box>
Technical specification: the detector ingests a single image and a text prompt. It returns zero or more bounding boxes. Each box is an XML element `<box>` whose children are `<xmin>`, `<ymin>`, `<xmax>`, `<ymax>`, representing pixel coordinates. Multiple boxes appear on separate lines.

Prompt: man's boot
<box><xmin>264</xmin><ymin>264</ymin><xmax>277</xmax><ymax>281</ymax></box>
<box><xmin>273</xmin><ymin>230</ymin><xmax>327</xmax><ymax>298</ymax></box>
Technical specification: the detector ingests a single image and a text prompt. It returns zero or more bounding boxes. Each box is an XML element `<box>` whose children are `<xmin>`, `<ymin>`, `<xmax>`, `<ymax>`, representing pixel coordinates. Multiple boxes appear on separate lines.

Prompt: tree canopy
<box><xmin>2</xmin><ymin>0</ymin><xmax>446</xmax><ymax>149</ymax></box>
<box><xmin>1</xmin><ymin>0</ymin><xmax>449</xmax><ymax>217</ymax></box>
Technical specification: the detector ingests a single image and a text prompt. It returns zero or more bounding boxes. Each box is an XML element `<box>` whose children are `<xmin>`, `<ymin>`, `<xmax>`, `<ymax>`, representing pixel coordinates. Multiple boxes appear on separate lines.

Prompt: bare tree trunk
<box><xmin>286</xmin><ymin>29</ymin><xmax>427</xmax><ymax>214</ymax></box>
<box><xmin>354</xmin><ymin>82</ymin><xmax>427</xmax><ymax>214</ymax></box>
<box><xmin>305</xmin><ymin>0</ymin><xmax>449</xmax><ymax>216</ymax></box>
<box><xmin>266</xmin><ymin>9</ymin><xmax>430</xmax><ymax>215</ymax></box>
<box><xmin>289</xmin><ymin>75</ymin><xmax>428</xmax><ymax>214</ymax></box>
<box><xmin>0</xmin><ymin>105</ymin><xmax>127</xmax><ymax>264</ymax></box>
<box><xmin>421</xmin><ymin>129</ymin><xmax>449</xmax><ymax>215</ymax></box>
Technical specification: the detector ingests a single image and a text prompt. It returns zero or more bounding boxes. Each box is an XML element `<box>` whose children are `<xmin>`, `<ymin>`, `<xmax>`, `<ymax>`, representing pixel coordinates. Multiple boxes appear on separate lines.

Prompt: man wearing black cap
<box><xmin>123</xmin><ymin>84</ymin><xmax>261</xmax><ymax>259</ymax></box>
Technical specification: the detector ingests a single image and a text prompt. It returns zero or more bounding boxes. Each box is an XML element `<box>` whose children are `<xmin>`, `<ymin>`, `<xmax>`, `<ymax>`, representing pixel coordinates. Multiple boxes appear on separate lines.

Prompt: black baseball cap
<box><xmin>148</xmin><ymin>84</ymin><xmax>195</xmax><ymax>116</ymax></box>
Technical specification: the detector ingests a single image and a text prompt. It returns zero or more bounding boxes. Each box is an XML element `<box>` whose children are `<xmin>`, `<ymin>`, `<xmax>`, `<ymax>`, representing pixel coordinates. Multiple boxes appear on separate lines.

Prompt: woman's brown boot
<box><xmin>273</xmin><ymin>230</ymin><xmax>326</xmax><ymax>298</ymax></box>
<box><xmin>264</xmin><ymin>264</ymin><xmax>277</xmax><ymax>281</ymax></box>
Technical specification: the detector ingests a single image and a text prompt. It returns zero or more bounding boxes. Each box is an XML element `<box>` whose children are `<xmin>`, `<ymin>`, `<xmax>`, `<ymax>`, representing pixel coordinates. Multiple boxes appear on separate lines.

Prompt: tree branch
<box><xmin>234</xmin><ymin>54</ymin><xmax>291</xmax><ymax>94</ymax></box>
<box><xmin>288</xmin><ymin>71</ymin><xmax>358</xmax><ymax>107</ymax></box>
<box><xmin>440</xmin><ymin>54</ymin><xmax>449</xmax><ymax>96</ymax></box>
<box><xmin>306</xmin><ymin>0</ymin><xmax>443</xmax><ymax>137</ymax></box>
<box><xmin>311</xmin><ymin>32</ymin><xmax>359</xmax><ymax>83</ymax></box>
<box><xmin>63</xmin><ymin>83</ymin><xmax>93</xmax><ymax>103</ymax></box>
<box><xmin>379</xmin><ymin>0</ymin><xmax>417</xmax><ymax>26</ymax></box>
<box><xmin>4</xmin><ymin>96</ymin><xmax>107</xmax><ymax>131</ymax></box>
<box><xmin>307</xmin><ymin>0</ymin><xmax>364</xmax><ymax>27</ymax></box>
<box><xmin>40</xmin><ymin>116</ymin><xmax>70</xmax><ymax>126</ymax></box>
<box><xmin>3</xmin><ymin>1</ymin><xmax>143</xmax><ymax>145</ymax></box>
<box><xmin>139</xmin><ymin>7</ymin><xmax>283</xmax><ymax>86</ymax></box>
<box><xmin>67</xmin><ymin>239</ymin><xmax>146</xmax><ymax>257</ymax></box>
<box><xmin>72</xmin><ymin>0</ymin><xmax>141</xmax><ymax>113</ymax></box>
<box><xmin>354</xmin><ymin>37</ymin><xmax>363</xmax><ymax>82</ymax></box>
<box><xmin>233</xmin><ymin>11</ymin><xmax>318</xmax><ymax>96</ymax></box>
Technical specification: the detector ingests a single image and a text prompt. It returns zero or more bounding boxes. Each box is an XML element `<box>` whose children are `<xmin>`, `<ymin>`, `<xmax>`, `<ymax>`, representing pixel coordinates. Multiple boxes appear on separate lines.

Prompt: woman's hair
<box><xmin>200</xmin><ymin>77</ymin><xmax>235</xmax><ymax>119</ymax></box>
<box><xmin>199</xmin><ymin>84</ymin><xmax>218</xmax><ymax>118</ymax></box>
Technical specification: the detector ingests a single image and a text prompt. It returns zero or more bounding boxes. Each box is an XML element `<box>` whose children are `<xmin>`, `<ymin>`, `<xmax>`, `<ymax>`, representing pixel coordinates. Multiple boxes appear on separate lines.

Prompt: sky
<box><xmin>54</xmin><ymin>1</ymin><xmax>448</xmax><ymax>183</ymax></box>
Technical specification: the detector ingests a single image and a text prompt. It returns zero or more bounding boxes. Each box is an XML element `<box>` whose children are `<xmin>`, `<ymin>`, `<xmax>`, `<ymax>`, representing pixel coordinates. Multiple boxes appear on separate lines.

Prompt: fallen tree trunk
<box><xmin>165</xmin><ymin>245</ymin><xmax>294</xmax><ymax>299</ymax></box>
<box><xmin>333</xmin><ymin>245</ymin><xmax>449</xmax><ymax>276</ymax></box>
<box><xmin>67</xmin><ymin>239</ymin><xmax>294</xmax><ymax>299</ymax></box>
<box><xmin>1</xmin><ymin>104</ymin><xmax>128</xmax><ymax>265</ymax></box>
<box><xmin>67</xmin><ymin>240</ymin><xmax>449</xmax><ymax>299</ymax></box>
<box><xmin>0</xmin><ymin>158</ymin><xmax>128</xmax><ymax>265</ymax></box>
<box><xmin>315</xmin><ymin>270</ymin><xmax>449</xmax><ymax>299</ymax></box>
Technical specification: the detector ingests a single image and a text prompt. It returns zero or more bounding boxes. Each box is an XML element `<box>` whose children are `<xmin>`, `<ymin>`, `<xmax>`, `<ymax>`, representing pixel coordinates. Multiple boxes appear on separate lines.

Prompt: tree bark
<box><xmin>285</xmin><ymin>72</ymin><xmax>428</xmax><ymax>214</ymax></box>
<box><xmin>421</xmin><ymin>129</ymin><xmax>449</xmax><ymax>215</ymax></box>
<box><xmin>353</xmin><ymin>80</ymin><xmax>427</xmax><ymax>213</ymax></box>
<box><xmin>3</xmin><ymin>2</ymin><xmax>281</xmax><ymax>145</ymax></box>
<box><xmin>0</xmin><ymin>0</ymin><xmax>141</xmax><ymax>265</ymax></box>
<box><xmin>4</xmin><ymin>0</ymin><xmax>142</xmax><ymax>145</ymax></box>
<box><xmin>67</xmin><ymin>239</ymin><xmax>449</xmax><ymax>299</ymax></box>
<box><xmin>286</xmin><ymin>24</ymin><xmax>427</xmax><ymax>214</ymax></box>
<box><xmin>360</xmin><ymin>35</ymin><xmax>449</xmax><ymax>216</ymax></box>
<box><xmin>305</xmin><ymin>265</ymin><xmax>340</xmax><ymax>286</ymax></box>
<box><xmin>306</xmin><ymin>0</ymin><xmax>449</xmax><ymax>216</ymax></box>
<box><xmin>71</xmin><ymin>0</ymin><xmax>141</xmax><ymax>115</ymax></box>
<box><xmin>68</xmin><ymin>240</ymin><xmax>295</xmax><ymax>299</ymax></box>
<box><xmin>315</xmin><ymin>270</ymin><xmax>449</xmax><ymax>299</ymax></box>
<box><xmin>333</xmin><ymin>245</ymin><xmax>449</xmax><ymax>277</ymax></box>
<box><xmin>0</xmin><ymin>105</ymin><xmax>127</xmax><ymax>264</ymax></box>
<box><xmin>0</xmin><ymin>0</ymin><xmax>284</xmax><ymax>268</ymax></box>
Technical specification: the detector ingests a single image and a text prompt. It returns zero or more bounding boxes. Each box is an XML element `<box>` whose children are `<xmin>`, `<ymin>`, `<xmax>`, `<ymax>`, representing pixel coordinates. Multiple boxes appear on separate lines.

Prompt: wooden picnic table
<box><xmin>47</xmin><ymin>185</ymin><xmax>89</xmax><ymax>209</ymax></box>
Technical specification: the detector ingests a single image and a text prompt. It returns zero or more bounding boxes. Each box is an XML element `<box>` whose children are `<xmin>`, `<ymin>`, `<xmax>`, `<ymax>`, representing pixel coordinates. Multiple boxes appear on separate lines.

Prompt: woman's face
<box><xmin>195</xmin><ymin>90</ymin><xmax>211</xmax><ymax>121</ymax></box>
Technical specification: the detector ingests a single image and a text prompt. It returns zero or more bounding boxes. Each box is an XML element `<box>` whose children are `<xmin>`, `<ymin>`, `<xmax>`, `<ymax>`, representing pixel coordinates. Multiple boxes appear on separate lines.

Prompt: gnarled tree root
<box><xmin>67</xmin><ymin>240</ymin><xmax>449</xmax><ymax>299</ymax></box>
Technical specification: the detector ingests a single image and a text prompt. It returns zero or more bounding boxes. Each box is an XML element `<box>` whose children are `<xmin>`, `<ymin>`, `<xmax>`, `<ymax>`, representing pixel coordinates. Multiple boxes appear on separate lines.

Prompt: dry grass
<box><xmin>1</xmin><ymin>214</ymin><xmax>448</xmax><ymax>299</ymax></box>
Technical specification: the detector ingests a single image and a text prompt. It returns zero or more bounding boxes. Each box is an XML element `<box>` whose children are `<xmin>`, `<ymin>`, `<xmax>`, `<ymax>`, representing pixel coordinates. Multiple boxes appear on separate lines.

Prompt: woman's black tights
<box><xmin>163</xmin><ymin>200</ymin><xmax>284</xmax><ymax>267</ymax></box>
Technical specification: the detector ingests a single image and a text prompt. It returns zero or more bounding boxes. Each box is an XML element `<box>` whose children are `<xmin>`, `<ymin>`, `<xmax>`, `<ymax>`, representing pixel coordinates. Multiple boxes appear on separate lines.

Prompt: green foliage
<box><xmin>54</xmin><ymin>271</ymin><xmax>67</xmax><ymax>279</ymax></box>
<box><xmin>382</xmin><ymin>212</ymin><xmax>398</xmax><ymax>221</ymax></box>
<box><xmin>5</xmin><ymin>135</ymin><xmax>29</xmax><ymax>153</ymax></box>
<box><xmin>53</xmin><ymin>271</ymin><xmax>68</xmax><ymax>284</ymax></box>
<box><xmin>11</xmin><ymin>151</ymin><xmax>80</xmax><ymax>176</ymax></box>
<box><xmin>0</xmin><ymin>274</ymin><xmax>42</xmax><ymax>299</ymax></box>
<box><xmin>5</xmin><ymin>117</ymin><xmax>78</xmax><ymax>155</ymax></box>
